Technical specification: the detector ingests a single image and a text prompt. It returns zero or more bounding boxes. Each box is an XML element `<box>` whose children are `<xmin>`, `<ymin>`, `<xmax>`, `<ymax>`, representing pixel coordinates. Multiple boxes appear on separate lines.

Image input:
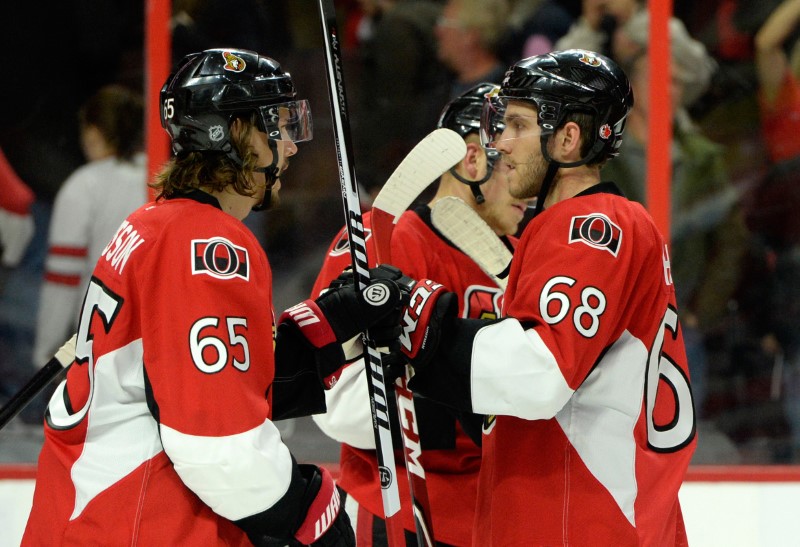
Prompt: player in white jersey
<box><xmin>33</xmin><ymin>85</ymin><xmax>148</xmax><ymax>367</ymax></box>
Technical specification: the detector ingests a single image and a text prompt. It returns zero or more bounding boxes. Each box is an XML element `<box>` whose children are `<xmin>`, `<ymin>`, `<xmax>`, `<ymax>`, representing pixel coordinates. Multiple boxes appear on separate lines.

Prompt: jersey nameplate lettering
<box><xmin>101</xmin><ymin>220</ymin><xmax>145</xmax><ymax>274</ymax></box>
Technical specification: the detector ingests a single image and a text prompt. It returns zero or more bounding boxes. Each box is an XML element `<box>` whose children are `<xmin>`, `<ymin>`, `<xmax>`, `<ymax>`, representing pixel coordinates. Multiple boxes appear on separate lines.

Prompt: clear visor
<box><xmin>480</xmin><ymin>96</ymin><xmax>541</xmax><ymax>149</ymax></box>
<box><xmin>256</xmin><ymin>99</ymin><xmax>313</xmax><ymax>143</ymax></box>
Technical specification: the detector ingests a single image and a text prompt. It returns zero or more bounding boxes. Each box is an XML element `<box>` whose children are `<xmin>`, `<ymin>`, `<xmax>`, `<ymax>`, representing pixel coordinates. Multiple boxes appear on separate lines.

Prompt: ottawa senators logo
<box><xmin>569</xmin><ymin>213</ymin><xmax>622</xmax><ymax>256</ymax></box>
<box><xmin>192</xmin><ymin>237</ymin><xmax>250</xmax><ymax>280</ymax></box>
<box><xmin>482</xmin><ymin>415</ymin><xmax>497</xmax><ymax>435</ymax></box>
<box><xmin>222</xmin><ymin>51</ymin><xmax>246</xmax><ymax>72</ymax></box>
<box><xmin>330</xmin><ymin>227</ymin><xmax>372</xmax><ymax>257</ymax></box>
<box><xmin>578</xmin><ymin>52</ymin><xmax>601</xmax><ymax>67</ymax></box>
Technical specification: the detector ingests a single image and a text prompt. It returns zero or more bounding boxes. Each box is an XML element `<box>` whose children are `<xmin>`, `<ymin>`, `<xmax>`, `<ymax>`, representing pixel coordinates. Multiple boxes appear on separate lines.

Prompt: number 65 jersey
<box><xmin>24</xmin><ymin>193</ymin><xmax>285</xmax><ymax>546</ymax></box>
<box><xmin>469</xmin><ymin>184</ymin><xmax>696</xmax><ymax>546</ymax></box>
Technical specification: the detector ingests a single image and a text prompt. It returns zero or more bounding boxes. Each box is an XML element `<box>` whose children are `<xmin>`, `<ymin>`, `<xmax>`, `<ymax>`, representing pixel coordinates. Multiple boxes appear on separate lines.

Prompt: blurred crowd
<box><xmin>3</xmin><ymin>0</ymin><xmax>800</xmax><ymax>465</ymax></box>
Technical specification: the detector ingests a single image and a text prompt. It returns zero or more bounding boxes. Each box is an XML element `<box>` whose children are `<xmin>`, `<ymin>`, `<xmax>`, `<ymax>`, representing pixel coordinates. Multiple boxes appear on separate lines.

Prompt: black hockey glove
<box><xmin>277</xmin><ymin>265</ymin><xmax>410</xmax><ymax>389</ymax></box>
<box><xmin>322</xmin><ymin>264</ymin><xmax>415</xmax><ymax>348</ymax></box>
<box><xmin>291</xmin><ymin>466</ymin><xmax>354</xmax><ymax>547</ymax></box>
<box><xmin>236</xmin><ymin>463</ymin><xmax>354</xmax><ymax>547</ymax></box>
<box><xmin>396</xmin><ymin>278</ymin><xmax>458</xmax><ymax>371</ymax></box>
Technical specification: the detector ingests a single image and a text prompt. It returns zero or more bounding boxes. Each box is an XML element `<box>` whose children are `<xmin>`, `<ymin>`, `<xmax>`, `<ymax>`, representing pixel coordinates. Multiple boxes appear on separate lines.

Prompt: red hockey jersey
<box><xmin>24</xmin><ymin>194</ymin><xmax>293</xmax><ymax>546</ymax></box>
<box><xmin>466</xmin><ymin>184</ymin><xmax>696</xmax><ymax>546</ymax></box>
<box><xmin>312</xmin><ymin>206</ymin><xmax>515</xmax><ymax>546</ymax></box>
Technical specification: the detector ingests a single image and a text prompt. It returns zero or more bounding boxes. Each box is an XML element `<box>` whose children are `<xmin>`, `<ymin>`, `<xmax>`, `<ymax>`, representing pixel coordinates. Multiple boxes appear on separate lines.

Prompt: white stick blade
<box><xmin>372</xmin><ymin>128</ymin><xmax>466</xmax><ymax>219</ymax></box>
<box><xmin>431</xmin><ymin>196</ymin><xmax>512</xmax><ymax>290</ymax></box>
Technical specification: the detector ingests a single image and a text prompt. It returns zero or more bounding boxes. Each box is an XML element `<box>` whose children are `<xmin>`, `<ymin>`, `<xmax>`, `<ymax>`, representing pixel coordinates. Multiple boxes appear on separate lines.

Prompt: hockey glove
<box><xmin>236</xmin><ymin>463</ymin><xmax>354</xmax><ymax>547</ymax></box>
<box><xmin>292</xmin><ymin>466</ymin><xmax>354</xmax><ymax>547</ymax></box>
<box><xmin>321</xmin><ymin>264</ymin><xmax>415</xmax><ymax>348</ymax></box>
<box><xmin>397</xmin><ymin>279</ymin><xmax>458</xmax><ymax>371</ymax></box>
<box><xmin>277</xmin><ymin>265</ymin><xmax>409</xmax><ymax>389</ymax></box>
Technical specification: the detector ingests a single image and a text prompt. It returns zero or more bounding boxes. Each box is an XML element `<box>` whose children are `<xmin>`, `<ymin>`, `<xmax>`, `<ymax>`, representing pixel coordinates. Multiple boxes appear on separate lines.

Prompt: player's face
<box><xmin>250</xmin><ymin>112</ymin><xmax>298</xmax><ymax>209</ymax></box>
<box><xmin>494</xmin><ymin>102</ymin><xmax>549</xmax><ymax>201</ymax></box>
<box><xmin>476</xmin><ymin>161</ymin><xmax>530</xmax><ymax>236</ymax></box>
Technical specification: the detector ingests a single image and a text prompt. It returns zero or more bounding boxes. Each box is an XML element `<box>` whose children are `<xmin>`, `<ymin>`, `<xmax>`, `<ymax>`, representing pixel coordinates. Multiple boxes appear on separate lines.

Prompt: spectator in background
<box><xmin>434</xmin><ymin>0</ymin><xmax>511</xmax><ymax>98</ymax></box>
<box><xmin>0</xmin><ymin>148</ymin><xmax>35</xmax><ymax>272</ymax></box>
<box><xmin>601</xmin><ymin>26</ymin><xmax>747</xmax><ymax>422</ymax></box>
<box><xmin>498</xmin><ymin>0</ymin><xmax>574</xmax><ymax>62</ymax></box>
<box><xmin>749</xmin><ymin>0</ymin><xmax>800</xmax><ymax>461</ymax></box>
<box><xmin>612</xmin><ymin>11</ymin><xmax>717</xmax><ymax>112</ymax></box>
<box><xmin>557</xmin><ymin>0</ymin><xmax>716</xmax><ymax>112</ymax></box>
<box><xmin>555</xmin><ymin>0</ymin><xmax>643</xmax><ymax>57</ymax></box>
<box><xmin>754</xmin><ymin>0</ymin><xmax>800</xmax><ymax>168</ymax></box>
<box><xmin>32</xmin><ymin>85</ymin><xmax>147</xmax><ymax>368</ymax></box>
<box><xmin>351</xmin><ymin>0</ymin><xmax>449</xmax><ymax>196</ymax></box>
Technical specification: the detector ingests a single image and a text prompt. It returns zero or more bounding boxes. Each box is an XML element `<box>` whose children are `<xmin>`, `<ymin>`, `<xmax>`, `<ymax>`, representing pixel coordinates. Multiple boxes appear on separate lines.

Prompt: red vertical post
<box><xmin>145</xmin><ymin>0</ymin><xmax>172</xmax><ymax>201</ymax></box>
<box><xmin>647</xmin><ymin>0</ymin><xmax>672</xmax><ymax>243</ymax></box>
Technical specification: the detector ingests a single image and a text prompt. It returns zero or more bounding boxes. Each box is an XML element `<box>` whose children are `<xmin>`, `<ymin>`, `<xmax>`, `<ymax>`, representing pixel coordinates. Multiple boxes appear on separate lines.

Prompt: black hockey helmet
<box><xmin>160</xmin><ymin>48</ymin><xmax>312</xmax><ymax>161</ymax></box>
<box><xmin>437</xmin><ymin>82</ymin><xmax>501</xmax><ymax>204</ymax></box>
<box><xmin>481</xmin><ymin>49</ymin><xmax>633</xmax><ymax>166</ymax></box>
<box><xmin>481</xmin><ymin>49</ymin><xmax>633</xmax><ymax>215</ymax></box>
<box><xmin>438</xmin><ymin>82</ymin><xmax>498</xmax><ymax>138</ymax></box>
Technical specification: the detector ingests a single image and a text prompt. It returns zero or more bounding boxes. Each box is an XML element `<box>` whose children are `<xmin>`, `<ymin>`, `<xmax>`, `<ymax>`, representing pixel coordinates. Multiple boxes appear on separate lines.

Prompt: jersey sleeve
<box><xmin>0</xmin><ymin>147</ymin><xmax>34</xmax><ymax>215</ymax></box>
<box><xmin>311</xmin><ymin>356</ymin><xmax>377</xmax><ymax>449</ymax></box>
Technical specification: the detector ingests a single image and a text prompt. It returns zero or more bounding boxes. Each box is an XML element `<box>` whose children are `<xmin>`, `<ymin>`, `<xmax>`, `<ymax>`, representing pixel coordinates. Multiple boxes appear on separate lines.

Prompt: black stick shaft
<box><xmin>0</xmin><ymin>358</ymin><xmax>64</xmax><ymax>430</ymax></box>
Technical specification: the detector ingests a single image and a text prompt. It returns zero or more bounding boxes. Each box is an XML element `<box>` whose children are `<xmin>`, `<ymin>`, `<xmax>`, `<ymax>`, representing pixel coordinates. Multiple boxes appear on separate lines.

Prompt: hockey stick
<box><xmin>369</xmin><ymin>130</ymin><xmax>464</xmax><ymax>547</ymax></box>
<box><xmin>0</xmin><ymin>334</ymin><xmax>76</xmax><ymax>430</ymax></box>
<box><xmin>371</xmin><ymin>128</ymin><xmax>465</xmax><ymax>262</ymax></box>
<box><xmin>316</xmin><ymin>0</ymin><xmax>405</xmax><ymax>540</ymax></box>
<box><xmin>430</xmin><ymin>196</ymin><xmax>513</xmax><ymax>290</ymax></box>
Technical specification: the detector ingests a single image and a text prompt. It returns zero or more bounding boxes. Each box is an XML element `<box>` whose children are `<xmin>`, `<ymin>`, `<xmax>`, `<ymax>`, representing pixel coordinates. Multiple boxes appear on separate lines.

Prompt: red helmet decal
<box><xmin>578</xmin><ymin>53</ymin><xmax>601</xmax><ymax>67</ymax></box>
<box><xmin>599</xmin><ymin>124</ymin><xmax>612</xmax><ymax>139</ymax></box>
<box><xmin>222</xmin><ymin>51</ymin><xmax>246</xmax><ymax>73</ymax></box>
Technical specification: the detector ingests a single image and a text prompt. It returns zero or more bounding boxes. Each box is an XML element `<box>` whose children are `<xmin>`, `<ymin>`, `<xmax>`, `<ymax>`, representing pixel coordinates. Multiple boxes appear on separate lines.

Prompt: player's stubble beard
<box><xmin>507</xmin><ymin>150</ymin><xmax>548</xmax><ymax>201</ymax></box>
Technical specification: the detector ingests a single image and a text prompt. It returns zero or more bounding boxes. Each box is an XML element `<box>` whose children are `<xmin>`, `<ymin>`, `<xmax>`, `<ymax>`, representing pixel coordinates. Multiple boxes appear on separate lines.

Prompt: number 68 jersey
<box><xmin>470</xmin><ymin>184</ymin><xmax>696</xmax><ymax>546</ymax></box>
<box><xmin>24</xmin><ymin>193</ymin><xmax>284</xmax><ymax>546</ymax></box>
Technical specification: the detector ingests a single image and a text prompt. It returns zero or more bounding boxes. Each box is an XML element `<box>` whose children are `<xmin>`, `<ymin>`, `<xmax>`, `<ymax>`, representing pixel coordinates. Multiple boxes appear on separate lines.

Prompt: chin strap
<box><xmin>251</xmin><ymin>139</ymin><xmax>280</xmax><ymax>212</ymax></box>
<box><xmin>534</xmin><ymin>129</ymin><xmax>606</xmax><ymax>217</ymax></box>
<box><xmin>448</xmin><ymin>150</ymin><xmax>499</xmax><ymax>205</ymax></box>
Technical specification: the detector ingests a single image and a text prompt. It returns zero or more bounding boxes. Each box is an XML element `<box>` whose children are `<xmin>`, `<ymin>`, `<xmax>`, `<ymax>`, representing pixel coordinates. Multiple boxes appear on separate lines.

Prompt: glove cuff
<box><xmin>278</xmin><ymin>300</ymin><xmax>337</xmax><ymax>349</ymax></box>
<box><xmin>294</xmin><ymin>466</ymin><xmax>341</xmax><ymax>545</ymax></box>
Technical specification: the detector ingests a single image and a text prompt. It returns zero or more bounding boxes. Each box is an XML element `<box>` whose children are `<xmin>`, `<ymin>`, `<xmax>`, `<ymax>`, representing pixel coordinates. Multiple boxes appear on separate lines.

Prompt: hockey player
<box><xmin>22</xmin><ymin>48</ymin><xmax>408</xmax><ymax>546</ymax></box>
<box><xmin>395</xmin><ymin>50</ymin><xmax>697</xmax><ymax>545</ymax></box>
<box><xmin>311</xmin><ymin>83</ymin><xmax>529</xmax><ymax>546</ymax></box>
